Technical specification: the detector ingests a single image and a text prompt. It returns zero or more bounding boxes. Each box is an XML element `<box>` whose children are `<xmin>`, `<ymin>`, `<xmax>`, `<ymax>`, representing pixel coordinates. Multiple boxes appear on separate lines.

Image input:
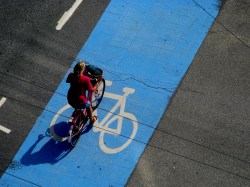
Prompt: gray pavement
<box><xmin>127</xmin><ymin>0</ymin><xmax>250</xmax><ymax>186</ymax></box>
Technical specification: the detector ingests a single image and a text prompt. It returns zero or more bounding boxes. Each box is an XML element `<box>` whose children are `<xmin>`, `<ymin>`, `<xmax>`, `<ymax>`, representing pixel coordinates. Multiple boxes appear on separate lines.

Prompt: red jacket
<box><xmin>66</xmin><ymin>72</ymin><xmax>94</xmax><ymax>107</ymax></box>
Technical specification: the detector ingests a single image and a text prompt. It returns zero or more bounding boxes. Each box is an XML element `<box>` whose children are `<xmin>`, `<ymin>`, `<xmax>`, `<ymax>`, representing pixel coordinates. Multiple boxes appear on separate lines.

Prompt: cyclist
<box><xmin>66</xmin><ymin>61</ymin><xmax>99</xmax><ymax>124</ymax></box>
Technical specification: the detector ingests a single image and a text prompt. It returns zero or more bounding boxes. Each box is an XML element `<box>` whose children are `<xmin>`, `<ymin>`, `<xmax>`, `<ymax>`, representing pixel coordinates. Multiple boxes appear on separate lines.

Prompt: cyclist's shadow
<box><xmin>20</xmin><ymin>127</ymin><xmax>72</xmax><ymax>166</ymax></box>
<box><xmin>21</xmin><ymin>121</ymin><xmax>93</xmax><ymax>166</ymax></box>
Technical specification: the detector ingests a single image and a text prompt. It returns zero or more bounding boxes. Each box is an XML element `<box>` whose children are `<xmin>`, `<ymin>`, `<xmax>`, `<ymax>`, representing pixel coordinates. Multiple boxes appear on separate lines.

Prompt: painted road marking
<box><xmin>0</xmin><ymin>125</ymin><xmax>11</xmax><ymax>134</ymax></box>
<box><xmin>56</xmin><ymin>0</ymin><xmax>83</xmax><ymax>30</ymax></box>
<box><xmin>0</xmin><ymin>97</ymin><xmax>7</xmax><ymax>107</ymax></box>
<box><xmin>93</xmin><ymin>84</ymin><xmax>138</xmax><ymax>154</ymax></box>
<box><xmin>1</xmin><ymin>1</ymin><xmax>219</xmax><ymax>186</ymax></box>
<box><xmin>49</xmin><ymin>80</ymin><xmax>138</xmax><ymax>154</ymax></box>
<box><xmin>49</xmin><ymin>104</ymin><xmax>71</xmax><ymax>142</ymax></box>
<box><xmin>0</xmin><ymin>97</ymin><xmax>11</xmax><ymax>134</ymax></box>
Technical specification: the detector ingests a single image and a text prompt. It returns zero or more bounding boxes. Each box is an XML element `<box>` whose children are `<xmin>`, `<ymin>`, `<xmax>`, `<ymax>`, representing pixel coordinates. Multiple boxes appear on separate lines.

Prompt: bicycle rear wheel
<box><xmin>69</xmin><ymin>111</ymin><xmax>88</xmax><ymax>147</ymax></box>
<box><xmin>70</xmin><ymin>125</ymin><xmax>80</xmax><ymax>147</ymax></box>
<box><xmin>92</xmin><ymin>79</ymin><xmax>105</xmax><ymax>110</ymax></box>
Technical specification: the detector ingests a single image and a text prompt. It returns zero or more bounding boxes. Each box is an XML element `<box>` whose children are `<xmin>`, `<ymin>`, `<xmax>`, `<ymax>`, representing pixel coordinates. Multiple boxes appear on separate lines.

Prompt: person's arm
<box><xmin>87</xmin><ymin>78</ymin><xmax>99</xmax><ymax>92</ymax></box>
<box><xmin>92</xmin><ymin>82</ymin><xmax>99</xmax><ymax>91</ymax></box>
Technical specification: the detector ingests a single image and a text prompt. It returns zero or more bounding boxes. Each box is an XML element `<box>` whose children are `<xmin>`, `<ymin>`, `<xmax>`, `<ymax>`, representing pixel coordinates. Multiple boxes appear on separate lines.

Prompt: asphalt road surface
<box><xmin>1</xmin><ymin>0</ymin><xmax>250</xmax><ymax>186</ymax></box>
<box><xmin>0</xmin><ymin>0</ymin><xmax>110</xmax><ymax>176</ymax></box>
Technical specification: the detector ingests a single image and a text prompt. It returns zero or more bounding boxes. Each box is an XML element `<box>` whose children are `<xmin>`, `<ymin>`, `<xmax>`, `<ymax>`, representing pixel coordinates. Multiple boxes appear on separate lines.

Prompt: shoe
<box><xmin>68</xmin><ymin>117</ymin><xmax>74</xmax><ymax>124</ymax></box>
<box><xmin>90</xmin><ymin>116</ymin><xmax>98</xmax><ymax>124</ymax></box>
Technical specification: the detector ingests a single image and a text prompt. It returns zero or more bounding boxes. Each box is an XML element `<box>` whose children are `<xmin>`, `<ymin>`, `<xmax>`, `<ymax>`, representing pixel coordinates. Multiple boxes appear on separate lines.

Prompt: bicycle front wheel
<box><xmin>92</xmin><ymin>79</ymin><xmax>105</xmax><ymax>111</ymax></box>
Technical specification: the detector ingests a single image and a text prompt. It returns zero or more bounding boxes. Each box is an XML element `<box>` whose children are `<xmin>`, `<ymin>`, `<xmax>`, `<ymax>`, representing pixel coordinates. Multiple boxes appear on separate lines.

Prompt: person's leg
<box><xmin>68</xmin><ymin>108</ymin><xmax>82</xmax><ymax>124</ymax></box>
<box><xmin>67</xmin><ymin>100</ymin><xmax>78</xmax><ymax>123</ymax></box>
<box><xmin>85</xmin><ymin>101</ymin><xmax>97</xmax><ymax>123</ymax></box>
<box><xmin>86</xmin><ymin>106</ymin><xmax>93</xmax><ymax>122</ymax></box>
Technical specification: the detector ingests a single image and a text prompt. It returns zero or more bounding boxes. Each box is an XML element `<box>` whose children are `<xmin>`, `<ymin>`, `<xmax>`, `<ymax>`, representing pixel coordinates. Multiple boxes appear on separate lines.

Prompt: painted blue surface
<box><xmin>1</xmin><ymin>0</ymin><xmax>219</xmax><ymax>186</ymax></box>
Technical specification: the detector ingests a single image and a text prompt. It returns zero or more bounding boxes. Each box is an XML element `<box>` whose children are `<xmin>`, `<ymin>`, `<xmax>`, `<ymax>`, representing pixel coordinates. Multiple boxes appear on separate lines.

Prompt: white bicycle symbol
<box><xmin>50</xmin><ymin>80</ymin><xmax>138</xmax><ymax>154</ymax></box>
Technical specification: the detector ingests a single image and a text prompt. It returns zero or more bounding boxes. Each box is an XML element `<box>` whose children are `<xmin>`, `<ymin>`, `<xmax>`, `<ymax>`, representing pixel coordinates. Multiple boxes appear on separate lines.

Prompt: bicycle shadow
<box><xmin>21</xmin><ymin>128</ymin><xmax>72</xmax><ymax>166</ymax></box>
<box><xmin>20</xmin><ymin>121</ymin><xmax>93</xmax><ymax>166</ymax></box>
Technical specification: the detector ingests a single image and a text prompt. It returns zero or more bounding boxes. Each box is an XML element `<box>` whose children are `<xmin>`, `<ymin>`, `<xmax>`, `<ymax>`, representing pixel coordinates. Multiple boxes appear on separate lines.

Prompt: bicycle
<box><xmin>49</xmin><ymin>79</ymin><xmax>138</xmax><ymax>153</ymax></box>
<box><xmin>68</xmin><ymin>64</ymin><xmax>105</xmax><ymax>147</ymax></box>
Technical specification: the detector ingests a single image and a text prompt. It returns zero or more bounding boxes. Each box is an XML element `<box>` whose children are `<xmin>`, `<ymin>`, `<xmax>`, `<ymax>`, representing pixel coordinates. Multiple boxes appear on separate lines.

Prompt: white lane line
<box><xmin>56</xmin><ymin>0</ymin><xmax>83</xmax><ymax>30</ymax></box>
<box><xmin>0</xmin><ymin>125</ymin><xmax>11</xmax><ymax>134</ymax></box>
<box><xmin>0</xmin><ymin>97</ymin><xmax>11</xmax><ymax>134</ymax></box>
<box><xmin>0</xmin><ymin>97</ymin><xmax>7</xmax><ymax>107</ymax></box>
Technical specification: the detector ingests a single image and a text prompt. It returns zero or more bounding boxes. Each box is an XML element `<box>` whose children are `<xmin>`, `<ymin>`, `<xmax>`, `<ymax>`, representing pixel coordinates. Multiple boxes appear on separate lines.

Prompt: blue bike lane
<box><xmin>1</xmin><ymin>0</ymin><xmax>219</xmax><ymax>186</ymax></box>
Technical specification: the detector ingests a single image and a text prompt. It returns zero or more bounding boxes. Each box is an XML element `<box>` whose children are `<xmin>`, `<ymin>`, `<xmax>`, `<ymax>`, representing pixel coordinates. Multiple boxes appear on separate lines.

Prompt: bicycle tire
<box><xmin>92</xmin><ymin>79</ymin><xmax>105</xmax><ymax>111</ymax></box>
<box><xmin>70</xmin><ymin>125</ymin><xmax>81</xmax><ymax>147</ymax></box>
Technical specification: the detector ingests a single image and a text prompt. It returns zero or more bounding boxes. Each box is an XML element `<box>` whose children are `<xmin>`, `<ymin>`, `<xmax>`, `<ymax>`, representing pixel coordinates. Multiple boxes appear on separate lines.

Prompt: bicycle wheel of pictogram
<box><xmin>98</xmin><ymin>112</ymin><xmax>138</xmax><ymax>154</ymax></box>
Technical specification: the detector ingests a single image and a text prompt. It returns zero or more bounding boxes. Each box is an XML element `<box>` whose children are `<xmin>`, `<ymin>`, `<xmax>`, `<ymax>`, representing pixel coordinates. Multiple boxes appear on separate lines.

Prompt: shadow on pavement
<box><xmin>20</xmin><ymin>131</ymin><xmax>72</xmax><ymax>166</ymax></box>
<box><xmin>20</xmin><ymin>121</ymin><xmax>93</xmax><ymax>166</ymax></box>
